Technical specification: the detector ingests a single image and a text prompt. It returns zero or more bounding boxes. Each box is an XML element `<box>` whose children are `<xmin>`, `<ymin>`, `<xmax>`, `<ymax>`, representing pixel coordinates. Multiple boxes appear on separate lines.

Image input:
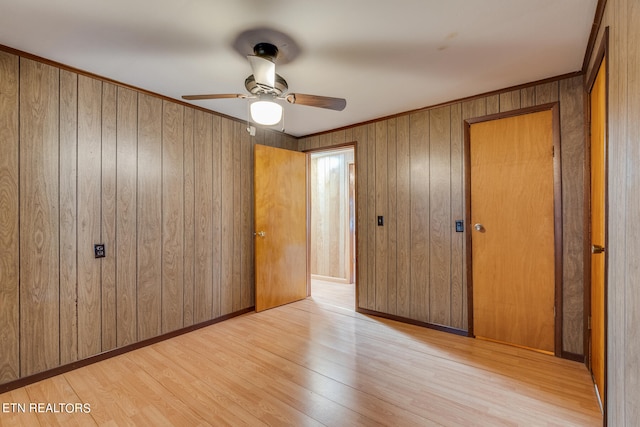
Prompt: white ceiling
<box><xmin>0</xmin><ymin>0</ymin><xmax>597</xmax><ymax>137</ymax></box>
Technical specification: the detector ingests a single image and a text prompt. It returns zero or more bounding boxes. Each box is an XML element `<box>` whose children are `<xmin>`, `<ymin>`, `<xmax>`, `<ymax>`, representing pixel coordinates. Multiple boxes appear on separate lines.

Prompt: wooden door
<box><xmin>470</xmin><ymin>109</ymin><xmax>556</xmax><ymax>353</ymax></box>
<box><xmin>254</xmin><ymin>144</ymin><xmax>308</xmax><ymax>312</ymax></box>
<box><xmin>590</xmin><ymin>58</ymin><xmax>606</xmax><ymax>406</ymax></box>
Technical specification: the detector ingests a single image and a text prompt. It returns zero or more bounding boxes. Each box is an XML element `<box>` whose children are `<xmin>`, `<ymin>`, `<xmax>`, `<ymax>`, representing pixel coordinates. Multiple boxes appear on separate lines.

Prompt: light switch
<box><xmin>94</xmin><ymin>244</ymin><xmax>105</xmax><ymax>258</ymax></box>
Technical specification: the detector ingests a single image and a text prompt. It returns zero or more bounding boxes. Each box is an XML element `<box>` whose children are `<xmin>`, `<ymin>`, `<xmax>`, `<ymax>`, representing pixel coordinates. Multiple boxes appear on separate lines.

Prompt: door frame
<box><xmin>584</xmin><ymin>27</ymin><xmax>609</xmax><ymax>414</ymax></box>
<box><xmin>464</xmin><ymin>103</ymin><xmax>564</xmax><ymax>357</ymax></box>
<box><xmin>303</xmin><ymin>142</ymin><xmax>357</xmax><ymax>309</ymax></box>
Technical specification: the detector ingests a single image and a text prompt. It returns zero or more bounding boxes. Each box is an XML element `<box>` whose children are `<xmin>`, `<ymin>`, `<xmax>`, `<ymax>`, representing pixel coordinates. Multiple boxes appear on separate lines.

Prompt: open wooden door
<box><xmin>470</xmin><ymin>109</ymin><xmax>558</xmax><ymax>354</ymax></box>
<box><xmin>589</xmin><ymin>57</ymin><xmax>607</xmax><ymax>408</ymax></box>
<box><xmin>254</xmin><ymin>144</ymin><xmax>308</xmax><ymax>312</ymax></box>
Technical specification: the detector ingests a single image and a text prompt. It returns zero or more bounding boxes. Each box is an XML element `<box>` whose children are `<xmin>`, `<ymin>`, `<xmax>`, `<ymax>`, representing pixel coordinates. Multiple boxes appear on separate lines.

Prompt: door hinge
<box><xmin>552</xmin><ymin>146</ymin><xmax>555</xmax><ymax>157</ymax></box>
<box><xmin>588</xmin><ymin>316</ymin><xmax>592</xmax><ymax>330</ymax></box>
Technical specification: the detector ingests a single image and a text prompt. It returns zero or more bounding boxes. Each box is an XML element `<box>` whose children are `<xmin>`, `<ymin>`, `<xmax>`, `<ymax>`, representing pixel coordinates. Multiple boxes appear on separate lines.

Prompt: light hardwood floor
<box><xmin>0</xmin><ymin>282</ymin><xmax>601</xmax><ymax>426</ymax></box>
<box><xmin>311</xmin><ymin>279</ymin><xmax>355</xmax><ymax>310</ymax></box>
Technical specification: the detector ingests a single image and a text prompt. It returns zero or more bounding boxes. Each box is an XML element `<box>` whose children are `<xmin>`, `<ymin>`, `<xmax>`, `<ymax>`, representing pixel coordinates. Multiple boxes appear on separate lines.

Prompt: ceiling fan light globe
<box><xmin>251</xmin><ymin>100</ymin><xmax>283</xmax><ymax>126</ymax></box>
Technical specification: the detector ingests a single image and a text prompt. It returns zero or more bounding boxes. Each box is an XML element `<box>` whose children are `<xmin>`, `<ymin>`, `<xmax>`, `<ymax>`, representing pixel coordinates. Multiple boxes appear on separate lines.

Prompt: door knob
<box><xmin>473</xmin><ymin>223</ymin><xmax>485</xmax><ymax>232</ymax></box>
<box><xmin>591</xmin><ymin>244</ymin><xmax>605</xmax><ymax>254</ymax></box>
<box><xmin>255</xmin><ymin>231</ymin><xmax>266</xmax><ymax>237</ymax></box>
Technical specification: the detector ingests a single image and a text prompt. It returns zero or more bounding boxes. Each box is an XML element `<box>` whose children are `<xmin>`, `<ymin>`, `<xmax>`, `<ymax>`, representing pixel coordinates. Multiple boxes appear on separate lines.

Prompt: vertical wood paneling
<box><xmin>303</xmin><ymin>135</ymin><xmax>316</xmax><ymax>152</ymax></box>
<box><xmin>605</xmin><ymin>3</ymin><xmax>626</xmax><ymax>422</ymax></box>
<box><xmin>344</xmin><ymin>155</ymin><xmax>352</xmax><ymax>281</ymax></box>
<box><xmin>254</xmin><ymin>128</ymin><xmax>264</xmax><ymax>146</ymax></box>
<box><xmin>281</xmin><ymin>133</ymin><xmax>294</xmax><ymax>151</ymax></box>
<box><xmin>1</xmin><ymin>51</ymin><xmax>305</xmax><ymax>387</ymax></box>
<box><xmin>410</xmin><ymin>111</ymin><xmax>429</xmax><ymax>322</ymax></box>
<box><xmin>520</xmin><ymin>86</ymin><xmax>536</xmax><ymax>108</ymax></box>
<box><xmin>182</xmin><ymin>108</ymin><xmax>195</xmax><ymax>326</ymax></box>
<box><xmin>240</xmin><ymin>124</ymin><xmax>254</xmax><ymax>308</ymax></box>
<box><xmin>335</xmin><ymin>151</ymin><xmax>347</xmax><ymax>282</ymax></box>
<box><xmin>535</xmin><ymin>81</ymin><xmax>559</xmax><ymax>105</ymax></box>
<box><xmin>337</xmin><ymin>156</ymin><xmax>346</xmax><ymax>278</ymax></box>
<box><xmin>332</xmin><ymin>129</ymin><xmax>346</xmax><ymax>147</ymax></box>
<box><xmin>396</xmin><ymin>116</ymin><xmax>411</xmax><ymax>318</ymax></box>
<box><xmin>193</xmin><ymin>111</ymin><xmax>213</xmax><ymax>323</ymax></box>
<box><xmin>263</xmin><ymin>130</ymin><xmax>275</xmax><ymax>147</ymax></box>
<box><xmin>319</xmin><ymin>134</ymin><xmax>331</xmax><ymax>150</ymax></box>
<box><xmin>220</xmin><ymin>119</ymin><xmax>234</xmax><ymax>315</ymax></box>
<box><xmin>58</xmin><ymin>70</ymin><xmax>78</xmax><ymax>365</ymax></box>
<box><xmin>354</xmin><ymin>125</ymin><xmax>368</xmax><ymax>309</ymax></box>
<box><xmin>0</xmin><ymin>51</ymin><xmax>20</xmax><ymax>382</ymax></box>
<box><xmin>233</xmin><ymin>122</ymin><xmax>243</xmax><ymax>311</ymax></box>
<box><xmin>310</xmin><ymin>159</ymin><xmax>319</xmax><ymax>274</ymax></box>
<box><xmin>375</xmin><ymin>121</ymin><xmax>388</xmax><ymax>313</ymax></box>
<box><xmin>77</xmin><ymin>75</ymin><xmax>103</xmax><ymax>359</ymax></box>
<box><xmin>19</xmin><ymin>58</ymin><xmax>60</xmax><ymax>376</ymax></box>
<box><xmin>310</xmin><ymin>158</ymin><xmax>320</xmax><ymax>274</ymax></box>
<box><xmin>289</xmin><ymin>134</ymin><xmax>298</xmax><ymax>151</ymax></box>
<box><xmin>273</xmin><ymin>132</ymin><xmax>283</xmax><ymax>148</ymax></box>
<box><xmin>559</xmin><ymin>76</ymin><xmax>585</xmax><ymax>355</ymax></box>
<box><xmin>137</xmin><ymin>94</ymin><xmax>163</xmax><ymax>341</ymax></box>
<box><xmin>625</xmin><ymin>1</ymin><xmax>640</xmax><ymax>422</ymax></box>
<box><xmin>309</xmin><ymin>135</ymin><xmax>320</xmax><ymax>151</ymax></box>
<box><xmin>211</xmin><ymin>115</ymin><xmax>222</xmax><ymax>319</ymax></box>
<box><xmin>499</xmin><ymin>90</ymin><xmax>521</xmax><ymax>112</ymax></box>
<box><xmin>462</xmin><ymin>99</ymin><xmax>487</xmax><ymax>123</ymax></box>
<box><xmin>429</xmin><ymin>106</ymin><xmax>451</xmax><ymax>326</ymax></box>
<box><xmin>486</xmin><ymin>95</ymin><xmax>500</xmax><ymax>115</ymax></box>
<box><xmin>313</xmin><ymin>157</ymin><xmax>326</xmax><ymax>275</ymax></box>
<box><xmin>387</xmin><ymin>119</ymin><xmax>398</xmax><ymax>314</ymax></box>
<box><xmin>344</xmin><ymin>128</ymin><xmax>354</xmax><ymax>143</ymax></box>
<box><xmin>162</xmin><ymin>101</ymin><xmax>184</xmax><ymax>333</ymax></box>
<box><xmin>366</xmin><ymin>123</ymin><xmax>376</xmax><ymax>310</ymax></box>
<box><xmin>101</xmin><ymin>82</ymin><xmax>117</xmax><ymax>351</ymax></box>
<box><xmin>450</xmin><ymin>103</ymin><xmax>465</xmax><ymax>329</ymax></box>
<box><xmin>116</xmin><ymin>86</ymin><xmax>138</xmax><ymax>347</ymax></box>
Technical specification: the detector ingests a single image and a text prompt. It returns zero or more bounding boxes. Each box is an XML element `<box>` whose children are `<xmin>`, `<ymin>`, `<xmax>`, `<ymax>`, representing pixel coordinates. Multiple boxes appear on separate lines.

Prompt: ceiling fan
<box><xmin>182</xmin><ymin>42</ymin><xmax>346</xmax><ymax>126</ymax></box>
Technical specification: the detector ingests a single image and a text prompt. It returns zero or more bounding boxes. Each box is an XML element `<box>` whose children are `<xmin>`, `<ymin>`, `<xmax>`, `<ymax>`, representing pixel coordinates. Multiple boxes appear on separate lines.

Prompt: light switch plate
<box><xmin>94</xmin><ymin>244</ymin><xmax>105</xmax><ymax>258</ymax></box>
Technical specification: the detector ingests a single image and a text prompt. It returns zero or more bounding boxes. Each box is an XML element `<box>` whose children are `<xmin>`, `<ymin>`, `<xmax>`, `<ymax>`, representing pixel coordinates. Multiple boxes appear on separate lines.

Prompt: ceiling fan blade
<box><xmin>285</xmin><ymin>93</ymin><xmax>346</xmax><ymax>111</ymax></box>
<box><xmin>247</xmin><ymin>55</ymin><xmax>276</xmax><ymax>88</ymax></box>
<box><xmin>182</xmin><ymin>94</ymin><xmax>247</xmax><ymax>100</ymax></box>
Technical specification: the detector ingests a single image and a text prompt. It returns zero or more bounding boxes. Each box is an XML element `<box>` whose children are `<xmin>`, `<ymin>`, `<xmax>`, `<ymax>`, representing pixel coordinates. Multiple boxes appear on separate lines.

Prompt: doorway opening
<box><xmin>308</xmin><ymin>146</ymin><xmax>356</xmax><ymax>311</ymax></box>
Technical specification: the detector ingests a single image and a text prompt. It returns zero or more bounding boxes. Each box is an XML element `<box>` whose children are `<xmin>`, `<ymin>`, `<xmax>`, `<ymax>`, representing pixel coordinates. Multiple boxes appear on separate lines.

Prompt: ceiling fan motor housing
<box><xmin>253</xmin><ymin>42</ymin><xmax>279</xmax><ymax>60</ymax></box>
<box><xmin>245</xmin><ymin>73</ymin><xmax>288</xmax><ymax>95</ymax></box>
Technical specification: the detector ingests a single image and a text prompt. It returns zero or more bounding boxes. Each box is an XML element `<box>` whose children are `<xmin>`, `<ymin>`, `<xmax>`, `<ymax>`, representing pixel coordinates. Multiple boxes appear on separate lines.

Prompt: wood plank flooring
<box><xmin>0</xmin><ymin>281</ymin><xmax>601</xmax><ymax>426</ymax></box>
<box><xmin>311</xmin><ymin>279</ymin><xmax>355</xmax><ymax>310</ymax></box>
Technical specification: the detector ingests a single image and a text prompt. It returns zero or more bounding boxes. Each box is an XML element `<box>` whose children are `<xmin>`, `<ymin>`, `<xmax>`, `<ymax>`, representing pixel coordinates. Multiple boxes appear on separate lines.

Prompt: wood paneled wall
<box><xmin>587</xmin><ymin>1</ymin><xmax>640</xmax><ymax>424</ymax></box>
<box><xmin>310</xmin><ymin>150</ymin><xmax>354</xmax><ymax>281</ymax></box>
<box><xmin>0</xmin><ymin>51</ymin><xmax>296</xmax><ymax>385</ymax></box>
<box><xmin>299</xmin><ymin>75</ymin><xmax>586</xmax><ymax>355</ymax></box>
